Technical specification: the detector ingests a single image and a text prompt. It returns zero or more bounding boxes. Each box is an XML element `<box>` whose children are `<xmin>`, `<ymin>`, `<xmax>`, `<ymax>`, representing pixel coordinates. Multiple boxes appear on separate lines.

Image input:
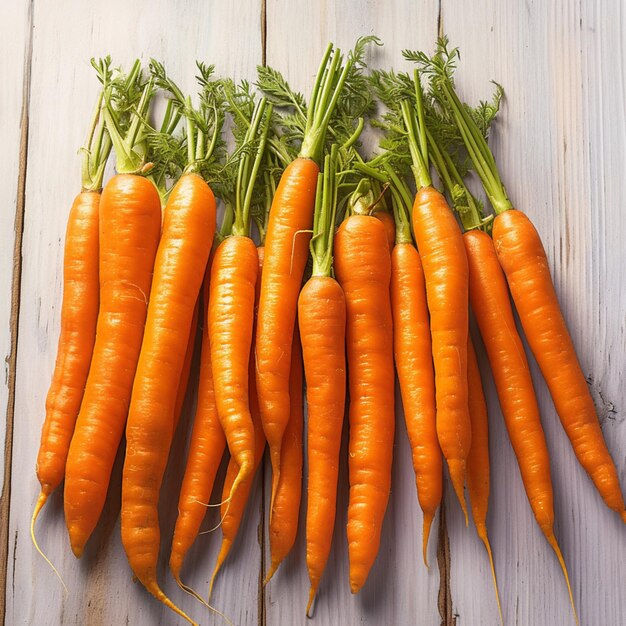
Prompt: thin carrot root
<box><xmin>148</xmin><ymin>582</ymin><xmax>198</xmax><ymax>626</ymax></box>
<box><xmin>208</xmin><ymin>540</ymin><xmax>231</xmax><ymax>602</ymax></box>
<box><xmin>477</xmin><ymin>525</ymin><xmax>503</xmax><ymax>625</ymax></box>
<box><xmin>269</xmin><ymin>449</ymin><xmax>281</xmax><ymax>516</ymax></box>
<box><xmin>173</xmin><ymin>574</ymin><xmax>235</xmax><ymax>626</ymax></box>
<box><xmin>547</xmin><ymin>533</ymin><xmax>579</xmax><ymax>626</ymax></box>
<box><xmin>447</xmin><ymin>459</ymin><xmax>469</xmax><ymax>525</ymax></box>
<box><xmin>306</xmin><ymin>584</ymin><xmax>318</xmax><ymax>618</ymax></box>
<box><xmin>30</xmin><ymin>491</ymin><xmax>68</xmax><ymax>594</ymax></box>
<box><xmin>199</xmin><ymin>498</ymin><xmax>232</xmax><ymax>536</ymax></box>
<box><xmin>422</xmin><ymin>510</ymin><xmax>435</xmax><ymax>568</ymax></box>
<box><xmin>263</xmin><ymin>558</ymin><xmax>280</xmax><ymax>585</ymax></box>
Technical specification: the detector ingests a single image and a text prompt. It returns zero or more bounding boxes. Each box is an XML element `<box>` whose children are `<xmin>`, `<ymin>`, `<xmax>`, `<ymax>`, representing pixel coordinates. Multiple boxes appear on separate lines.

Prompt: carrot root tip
<box><xmin>546</xmin><ymin>533</ymin><xmax>579</xmax><ymax>626</ymax></box>
<box><xmin>422</xmin><ymin>511</ymin><xmax>435</xmax><ymax>568</ymax></box>
<box><xmin>263</xmin><ymin>560</ymin><xmax>279</xmax><ymax>585</ymax></box>
<box><xmin>621</xmin><ymin>510</ymin><xmax>626</xmax><ymax>525</ymax></box>
<box><xmin>306</xmin><ymin>585</ymin><xmax>317</xmax><ymax>618</ymax></box>
<box><xmin>447</xmin><ymin>459</ymin><xmax>468</xmax><ymax>524</ymax></box>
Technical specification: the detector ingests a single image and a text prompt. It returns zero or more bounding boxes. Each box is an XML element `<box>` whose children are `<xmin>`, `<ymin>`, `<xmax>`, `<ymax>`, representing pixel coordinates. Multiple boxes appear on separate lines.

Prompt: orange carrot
<box><xmin>173</xmin><ymin>299</ymin><xmax>199</xmax><ymax>434</ymax></box>
<box><xmin>335</xmin><ymin>201</ymin><xmax>395</xmax><ymax>594</ymax></box>
<box><xmin>266</xmin><ymin>326</ymin><xmax>304</xmax><ymax>581</ymax></box>
<box><xmin>466</xmin><ymin>337</ymin><xmax>502</xmax><ymax>622</ymax></box>
<box><xmin>387</xmin><ymin>182</ymin><xmax>441</xmax><ymax>567</ymax></box>
<box><xmin>256</xmin><ymin>45</ymin><xmax>352</xmax><ymax>508</ymax></box>
<box><xmin>169</xmin><ymin>267</ymin><xmax>226</xmax><ymax>587</ymax></box>
<box><xmin>376</xmin><ymin>209</ymin><xmax>396</xmax><ymax>249</ymax></box>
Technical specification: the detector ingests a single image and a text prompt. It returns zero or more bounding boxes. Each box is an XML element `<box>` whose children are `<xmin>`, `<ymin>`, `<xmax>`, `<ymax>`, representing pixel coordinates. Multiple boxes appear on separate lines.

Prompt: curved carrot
<box><xmin>121</xmin><ymin>172</ymin><xmax>214</xmax><ymax>625</ymax></box>
<box><xmin>256</xmin><ymin>45</ymin><xmax>352</xmax><ymax>508</ymax></box>
<box><xmin>466</xmin><ymin>336</ymin><xmax>502</xmax><ymax>623</ymax></box>
<box><xmin>464</xmin><ymin>228</ymin><xmax>576</xmax><ymax>619</ymax></box>
<box><xmin>412</xmin><ymin>185</ymin><xmax>470</xmax><ymax>521</ymax></box>
<box><xmin>34</xmin><ymin>192</ymin><xmax>99</xmax><ymax>524</ymax></box>
<box><xmin>266</xmin><ymin>326</ymin><xmax>304</xmax><ymax>581</ymax></box>
<box><xmin>493</xmin><ymin>209</ymin><xmax>626</xmax><ymax>521</ymax></box>
<box><xmin>32</xmin><ymin>79</ymin><xmax>111</xmax><ymax>569</ymax></box>
<box><xmin>64</xmin><ymin>174</ymin><xmax>161</xmax><ymax>557</ymax></box>
<box><xmin>334</xmin><ymin>213</ymin><xmax>395</xmax><ymax>594</ymax></box>
<box><xmin>391</xmin><ymin>237</ymin><xmax>441</xmax><ymax>567</ymax></box>
<box><xmin>169</xmin><ymin>268</ymin><xmax>226</xmax><ymax>585</ymax></box>
<box><xmin>210</xmin><ymin>247</ymin><xmax>266</xmax><ymax>597</ymax></box>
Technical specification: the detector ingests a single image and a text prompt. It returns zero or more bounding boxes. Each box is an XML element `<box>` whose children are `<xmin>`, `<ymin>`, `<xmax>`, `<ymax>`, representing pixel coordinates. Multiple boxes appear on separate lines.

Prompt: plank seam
<box><xmin>436</xmin><ymin>500</ymin><xmax>456</xmax><ymax>626</ymax></box>
<box><xmin>0</xmin><ymin>0</ymin><xmax>35</xmax><ymax>623</ymax></box>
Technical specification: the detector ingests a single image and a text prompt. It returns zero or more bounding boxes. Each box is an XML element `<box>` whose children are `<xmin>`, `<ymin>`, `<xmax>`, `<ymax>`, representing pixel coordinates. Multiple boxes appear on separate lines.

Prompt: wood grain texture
<box><xmin>5</xmin><ymin>2</ymin><xmax>263</xmax><ymax>625</ymax></box>
<box><xmin>4</xmin><ymin>1</ymin><xmax>626</xmax><ymax>625</ymax></box>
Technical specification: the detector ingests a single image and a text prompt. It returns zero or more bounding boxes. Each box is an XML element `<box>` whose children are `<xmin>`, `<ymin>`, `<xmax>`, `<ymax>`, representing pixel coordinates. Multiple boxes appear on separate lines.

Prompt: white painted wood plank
<box><xmin>0</xmin><ymin>0</ymin><xmax>30</xmax><ymax>501</ymax></box>
<box><xmin>7</xmin><ymin>2</ymin><xmax>263</xmax><ymax>625</ymax></box>
<box><xmin>263</xmin><ymin>3</ymin><xmax>443</xmax><ymax>625</ymax></box>
<box><xmin>442</xmin><ymin>1</ymin><xmax>626</xmax><ymax>625</ymax></box>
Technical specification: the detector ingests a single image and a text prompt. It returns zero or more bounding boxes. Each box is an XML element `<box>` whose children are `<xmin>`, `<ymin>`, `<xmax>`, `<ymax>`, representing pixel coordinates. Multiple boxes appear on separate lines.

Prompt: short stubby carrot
<box><xmin>493</xmin><ymin>209</ymin><xmax>626</xmax><ymax>521</ymax></box>
<box><xmin>299</xmin><ymin>276</ymin><xmax>346</xmax><ymax>609</ymax></box>
<box><xmin>466</xmin><ymin>336</ymin><xmax>502</xmax><ymax>622</ymax></box>
<box><xmin>170</xmin><ymin>270</ymin><xmax>226</xmax><ymax>585</ymax></box>
<box><xmin>64</xmin><ymin>174</ymin><xmax>161</xmax><ymax>558</ymax></box>
<box><xmin>390</xmin><ymin>239</ymin><xmax>441</xmax><ymax>566</ymax></box>
<box><xmin>34</xmin><ymin>192</ymin><xmax>100</xmax><ymax>523</ymax></box>
<box><xmin>255</xmin><ymin>157</ymin><xmax>317</xmax><ymax>505</ymax></box>
<box><xmin>266</xmin><ymin>327</ymin><xmax>304</xmax><ymax>582</ymax></box>
<box><xmin>334</xmin><ymin>214</ymin><xmax>395</xmax><ymax>594</ymax></box>
<box><xmin>121</xmin><ymin>173</ymin><xmax>215</xmax><ymax>624</ymax></box>
<box><xmin>210</xmin><ymin>236</ymin><xmax>259</xmax><ymax>508</ymax></box>
<box><xmin>412</xmin><ymin>185</ymin><xmax>470</xmax><ymax>520</ymax></box>
<box><xmin>464</xmin><ymin>229</ymin><xmax>575</xmax><ymax>613</ymax></box>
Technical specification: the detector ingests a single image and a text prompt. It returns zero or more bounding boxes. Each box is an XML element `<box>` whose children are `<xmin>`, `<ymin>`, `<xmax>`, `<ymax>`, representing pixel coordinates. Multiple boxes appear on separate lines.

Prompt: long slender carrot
<box><xmin>387</xmin><ymin>180</ymin><xmax>441</xmax><ymax>567</ymax></box>
<box><xmin>255</xmin><ymin>45</ymin><xmax>353</xmax><ymax>509</ymax></box>
<box><xmin>335</xmin><ymin>196</ymin><xmax>395</xmax><ymax>594</ymax></box>
<box><xmin>265</xmin><ymin>325</ymin><xmax>304</xmax><ymax>582</ymax></box>
<box><xmin>209</xmin><ymin>241</ymin><xmax>266</xmax><ymax>597</ymax></box>
<box><xmin>64</xmin><ymin>74</ymin><xmax>161</xmax><ymax>558</ymax></box>
<box><xmin>296</xmin><ymin>148</ymin><xmax>347</xmax><ymax>612</ymax></box>
<box><xmin>170</xmin><ymin>267</ymin><xmax>226</xmax><ymax>587</ymax></box>
<box><xmin>31</xmin><ymin>76</ymin><xmax>112</xmax><ymax>572</ymax></box>
<box><xmin>466</xmin><ymin>337</ymin><xmax>502</xmax><ymax>623</ymax></box>
<box><xmin>373</xmin><ymin>69</ymin><xmax>470</xmax><ymax>518</ymax></box>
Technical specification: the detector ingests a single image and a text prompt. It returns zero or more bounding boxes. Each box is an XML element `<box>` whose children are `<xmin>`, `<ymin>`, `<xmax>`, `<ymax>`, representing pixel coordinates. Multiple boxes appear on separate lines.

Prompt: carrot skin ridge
<box><xmin>266</xmin><ymin>325</ymin><xmax>304</xmax><ymax>583</ymax></box>
<box><xmin>391</xmin><ymin>241</ymin><xmax>441</xmax><ymax>567</ymax></box>
<box><xmin>120</xmin><ymin>173</ymin><xmax>215</xmax><ymax>625</ymax></box>
<box><xmin>170</xmin><ymin>265</ymin><xmax>226</xmax><ymax>583</ymax></box>
<box><xmin>64</xmin><ymin>175</ymin><xmax>161</xmax><ymax>557</ymax></box>
<box><xmin>209</xmin><ymin>235</ymin><xmax>258</xmax><ymax>513</ymax></box>
<box><xmin>466</xmin><ymin>336</ymin><xmax>502</xmax><ymax>623</ymax></box>
<box><xmin>299</xmin><ymin>276</ymin><xmax>347</xmax><ymax>610</ymax></box>
<box><xmin>412</xmin><ymin>186</ymin><xmax>470</xmax><ymax>521</ymax></box>
<box><xmin>493</xmin><ymin>209</ymin><xmax>626</xmax><ymax>518</ymax></box>
<box><xmin>255</xmin><ymin>158</ymin><xmax>317</xmax><ymax>512</ymax></box>
<box><xmin>335</xmin><ymin>215</ymin><xmax>395</xmax><ymax>594</ymax></box>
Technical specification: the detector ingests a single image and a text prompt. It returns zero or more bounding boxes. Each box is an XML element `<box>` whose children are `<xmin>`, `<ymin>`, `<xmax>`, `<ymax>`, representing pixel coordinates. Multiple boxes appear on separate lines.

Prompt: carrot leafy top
<box><xmin>407</xmin><ymin>37</ymin><xmax>512</xmax><ymax>215</ymax></box>
<box><xmin>82</xmin><ymin>58</ymin><xmax>113</xmax><ymax>192</ymax></box>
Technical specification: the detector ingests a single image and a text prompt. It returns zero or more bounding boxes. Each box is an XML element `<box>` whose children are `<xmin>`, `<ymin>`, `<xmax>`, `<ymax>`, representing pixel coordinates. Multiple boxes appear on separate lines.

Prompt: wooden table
<box><xmin>2</xmin><ymin>1</ymin><xmax>625</xmax><ymax>624</ymax></box>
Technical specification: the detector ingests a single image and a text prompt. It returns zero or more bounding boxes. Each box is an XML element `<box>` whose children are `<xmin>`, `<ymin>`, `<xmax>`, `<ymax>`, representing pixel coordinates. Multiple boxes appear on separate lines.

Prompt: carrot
<box><xmin>255</xmin><ymin>44</ymin><xmax>353</xmax><ymax>509</ymax></box>
<box><xmin>210</xmin><ymin>168</ymin><xmax>271</xmax><ymax>596</ymax></box>
<box><xmin>265</xmin><ymin>314</ymin><xmax>304</xmax><ymax>582</ymax></box>
<box><xmin>209</xmin><ymin>96</ymin><xmax>272</xmax><ymax>523</ymax></box>
<box><xmin>386</xmin><ymin>177</ymin><xmax>441</xmax><ymax>567</ymax></box>
<box><xmin>31</xmin><ymin>71</ymin><xmax>112</xmax><ymax>573</ymax></box>
<box><xmin>170</xmin><ymin>267</ymin><xmax>226</xmax><ymax>587</ymax></box>
<box><xmin>466</xmin><ymin>337</ymin><xmax>502</xmax><ymax>623</ymax></box>
<box><xmin>334</xmin><ymin>184</ymin><xmax>395</xmax><ymax>594</ymax></box>
<box><xmin>494</xmin><ymin>210</ymin><xmax>626</xmax><ymax>522</ymax></box>
<box><xmin>294</xmin><ymin>148</ymin><xmax>346</xmax><ymax>611</ymax></box>
<box><xmin>376</xmin><ymin>209</ymin><xmax>396</xmax><ymax>249</ymax></box>
<box><xmin>173</xmin><ymin>299</ymin><xmax>199</xmax><ymax>435</ymax></box>
<box><xmin>119</xmin><ymin>65</ymin><xmax>225</xmax><ymax>622</ymax></box>
<box><xmin>64</xmin><ymin>74</ymin><xmax>161</xmax><ymax>558</ymax></box>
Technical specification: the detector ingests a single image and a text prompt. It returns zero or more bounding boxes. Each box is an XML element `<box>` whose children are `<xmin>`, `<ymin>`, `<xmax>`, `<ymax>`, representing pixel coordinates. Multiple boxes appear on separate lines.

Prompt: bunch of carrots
<box><xmin>30</xmin><ymin>37</ymin><xmax>624</xmax><ymax>625</ymax></box>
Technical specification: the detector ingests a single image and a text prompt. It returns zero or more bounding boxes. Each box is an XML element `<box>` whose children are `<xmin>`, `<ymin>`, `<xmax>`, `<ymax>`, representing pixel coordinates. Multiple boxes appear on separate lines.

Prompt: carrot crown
<box><xmin>82</xmin><ymin>58</ymin><xmax>113</xmax><ymax>192</ymax></box>
<box><xmin>409</xmin><ymin>38</ymin><xmax>513</xmax><ymax>215</ymax></box>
